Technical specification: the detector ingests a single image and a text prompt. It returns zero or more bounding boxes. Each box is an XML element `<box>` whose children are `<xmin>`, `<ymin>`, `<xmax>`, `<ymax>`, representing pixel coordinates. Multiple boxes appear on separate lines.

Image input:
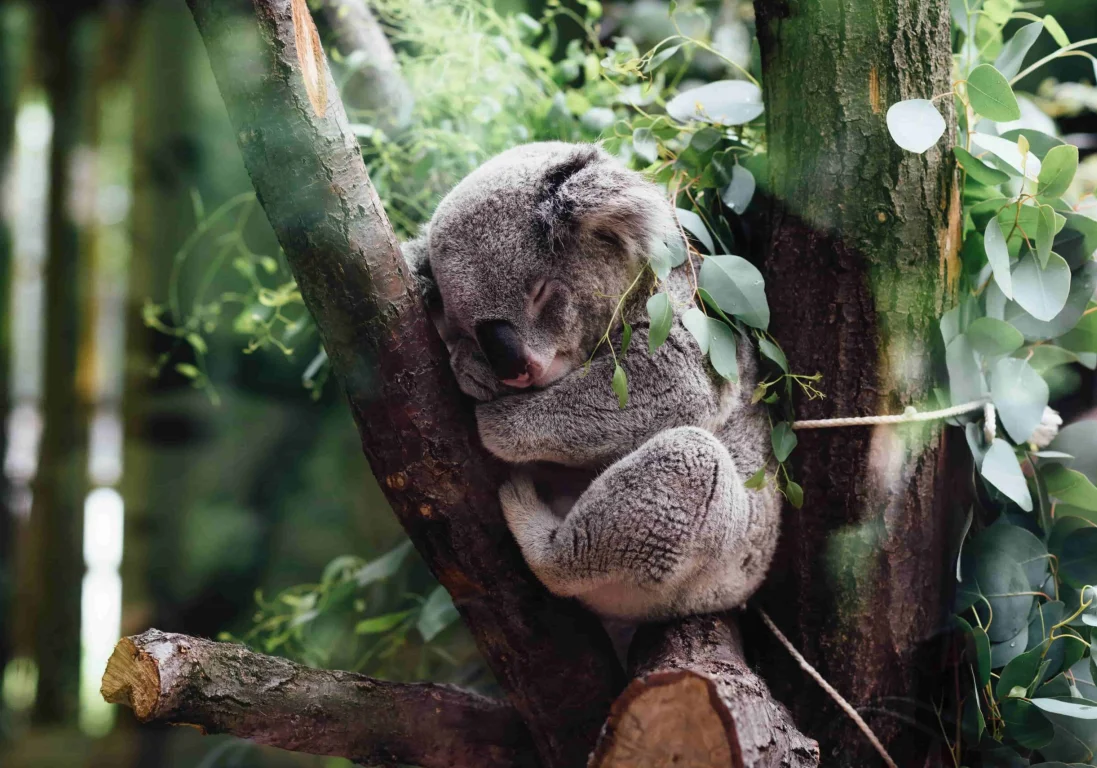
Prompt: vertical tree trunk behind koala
<box><xmin>751</xmin><ymin>1</ymin><xmax>961</xmax><ymax>765</ymax></box>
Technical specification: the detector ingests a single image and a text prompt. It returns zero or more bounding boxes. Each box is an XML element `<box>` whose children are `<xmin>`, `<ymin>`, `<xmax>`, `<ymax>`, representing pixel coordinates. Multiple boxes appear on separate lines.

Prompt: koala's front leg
<box><xmin>477</xmin><ymin>324</ymin><xmax>726</xmax><ymax>465</ymax></box>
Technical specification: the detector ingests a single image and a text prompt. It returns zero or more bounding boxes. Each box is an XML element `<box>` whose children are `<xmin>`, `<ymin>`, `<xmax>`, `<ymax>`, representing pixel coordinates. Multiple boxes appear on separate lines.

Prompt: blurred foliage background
<box><xmin>0</xmin><ymin>0</ymin><xmax>1094</xmax><ymax>766</ymax></box>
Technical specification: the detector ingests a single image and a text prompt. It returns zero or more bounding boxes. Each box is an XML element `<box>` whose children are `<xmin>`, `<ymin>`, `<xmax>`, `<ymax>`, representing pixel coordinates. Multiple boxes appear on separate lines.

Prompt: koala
<box><xmin>403</xmin><ymin>141</ymin><xmax>780</xmax><ymax>622</ymax></box>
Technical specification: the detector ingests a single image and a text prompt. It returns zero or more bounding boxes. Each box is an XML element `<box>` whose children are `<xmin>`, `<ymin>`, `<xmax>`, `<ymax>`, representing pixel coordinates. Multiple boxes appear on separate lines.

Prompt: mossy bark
<box><xmin>752</xmin><ymin>1</ymin><xmax>961</xmax><ymax>764</ymax></box>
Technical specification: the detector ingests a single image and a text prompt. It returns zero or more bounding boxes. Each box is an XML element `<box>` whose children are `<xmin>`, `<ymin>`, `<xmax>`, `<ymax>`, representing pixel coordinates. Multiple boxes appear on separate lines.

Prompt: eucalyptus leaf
<box><xmin>682</xmin><ymin>307</ymin><xmax>711</xmax><ymax>354</ymax></box>
<box><xmin>646</xmin><ymin>292</ymin><xmax>674</xmax><ymax>353</ymax></box>
<box><xmin>771</xmin><ymin>422</ymin><xmax>797</xmax><ymax>463</ymax></box>
<box><xmin>707</xmin><ymin>319</ymin><xmax>739</xmax><ymax>381</ymax></box>
<box><xmin>1031</xmin><ymin>698</ymin><xmax>1097</xmax><ymax>720</ymax></box>
<box><xmin>699</xmin><ymin>255</ymin><xmax>770</xmax><ymax>329</ymax></box>
<box><xmin>1012</xmin><ymin>252</ymin><xmax>1071</xmax><ymax>322</ymax></box>
<box><xmin>1000</xmin><ymin>129</ymin><xmax>1065</xmax><ymax>161</ymax></box>
<box><xmin>886</xmin><ymin>99</ymin><xmax>946</xmax><ymax>154</ymax></box>
<box><xmin>612</xmin><ymin>364</ymin><xmax>628</xmax><ymax>408</ymax></box>
<box><xmin>676</xmin><ymin>208</ymin><xmax>715</xmax><ymax>253</ymax></box>
<box><xmin>955</xmin><ymin>146</ymin><xmax>1011</xmax><ymax>186</ymax></box>
<box><xmin>721</xmin><ymin>165</ymin><xmax>756</xmax><ymax>214</ymax></box>
<box><xmin>985</xmin><ymin>217</ymin><xmax>1013</xmax><ymax>299</ymax></box>
<box><xmin>946</xmin><ymin>334</ymin><xmax>987</xmax><ymax>405</ymax></box>
<box><xmin>1049</xmin><ymin>422</ymin><xmax>1097</xmax><ymax>483</ymax></box>
<box><xmin>758</xmin><ymin>338</ymin><xmax>789</xmax><ymax>373</ymax></box>
<box><xmin>990</xmin><ymin>357</ymin><xmax>1049</xmax><ymax>443</ymax></box>
<box><xmin>1044</xmin><ymin>15</ymin><xmax>1070</xmax><ymax>47</ymax></box>
<box><xmin>632</xmin><ymin>127</ymin><xmax>658</xmax><ymax>164</ymax></box>
<box><xmin>1037</xmin><ymin>144</ymin><xmax>1079</xmax><ymax>200</ymax></box>
<box><xmin>1037</xmin><ymin>205</ymin><xmax>1056</xmax><ymax>268</ymax></box>
<box><xmin>967</xmin><ymin>317</ymin><xmax>1023</xmax><ymax>356</ymax></box>
<box><xmin>1001</xmin><ymin>699</ymin><xmax>1055</xmax><ymax>749</ymax></box>
<box><xmin>967</xmin><ymin>64</ymin><xmax>1022</xmax><ymax>121</ymax></box>
<box><xmin>666</xmin><ymin>80</ymin><xmax>764</xmax><ymax>126</ymax></box>
<box><xmin>645</xmin><ymin>43</ymin><xmax>683</xmax><ymax>72</ymax></box>
<box><xmin>1059</xmin><ymin>527</ymin><xmax>1097</xmax><ymax>588</ymax></box>
<box><xmin>994</xmin><ymin>21</ymin><xmax>1044</xmax><ymax>79</ymax></box>
<box><xmin>972</xmin><ymin>133</ymin><xmax>1041</xmax><ymax>179</ymax></box>
<box><xmin>1043</xmin><ymin>465</ymin><xmax>1097</xmax><ymax>513</ymax></box>
<box><xmin>981</xmin><ymin>438</ymin><xmax>1034</xmax><ymax>511</ymax></box>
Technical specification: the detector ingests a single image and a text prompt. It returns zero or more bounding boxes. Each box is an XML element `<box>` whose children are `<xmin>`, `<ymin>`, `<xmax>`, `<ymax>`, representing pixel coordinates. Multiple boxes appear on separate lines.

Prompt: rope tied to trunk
<box><xmin>791</xmin><ymin>399</ymin><xmax>988</xmax><ymax>430</ymax></box>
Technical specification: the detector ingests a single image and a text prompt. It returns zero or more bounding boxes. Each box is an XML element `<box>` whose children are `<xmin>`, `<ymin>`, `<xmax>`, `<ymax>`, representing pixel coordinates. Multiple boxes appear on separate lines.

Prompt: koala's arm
<box><xmin>477</xmin><ymin>321</ymin><xmax>728</xmax><ymax>466</ymax></box>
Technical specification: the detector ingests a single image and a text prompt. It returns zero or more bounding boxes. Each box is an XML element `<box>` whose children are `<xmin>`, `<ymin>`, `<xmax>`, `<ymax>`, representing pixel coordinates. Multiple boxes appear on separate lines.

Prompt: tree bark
<box><xmin>182</xmin><ymin>1</ymin><xmax>622</xmax><ymax>765</ymax></box>
<box><xmin>101</xmin><ymin>630</ymin><xmax>534</xmax><ymax>768</ymax></box>
<box><xmin>592</xmin><ymin>615</ymin><xmax>820</xmax><ymax>768</ymax></box>
<box><xmin>752</xmin><ymin>0</ymin><xmax>960</xmax><ymax>764</ymax></box>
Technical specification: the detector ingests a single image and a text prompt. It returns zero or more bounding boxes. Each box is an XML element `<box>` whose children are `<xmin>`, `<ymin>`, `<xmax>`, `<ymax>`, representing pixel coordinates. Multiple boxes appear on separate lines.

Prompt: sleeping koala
<box><xmin>404</xmin><ymin>141</ymin><xmax>780</xmax><ymax>621</ymax></box>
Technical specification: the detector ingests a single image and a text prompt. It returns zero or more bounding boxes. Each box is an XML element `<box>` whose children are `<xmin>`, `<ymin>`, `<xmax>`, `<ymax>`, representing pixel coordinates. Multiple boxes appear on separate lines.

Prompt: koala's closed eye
<box><xmin>528</xmin><ymin>279</ymin><xmax>559</xmax><ymax>315</ymax></box>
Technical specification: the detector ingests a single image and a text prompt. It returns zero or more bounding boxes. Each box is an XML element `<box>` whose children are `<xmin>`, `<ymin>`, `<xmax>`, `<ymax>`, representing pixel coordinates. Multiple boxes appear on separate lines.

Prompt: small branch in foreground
<box><xmin>101</xmin><ymin>630</ymin><xmax>535</xmax><ymax>768</ymax></box>
<box><xmin>591</xmin><ymin>614</ymin><xmax>819</xmax><ymax>768</ymax></box>
<box><xmin>317</xmin><ymin>0</ymin><xmax>414</xmax><ymax>132</ymax></box>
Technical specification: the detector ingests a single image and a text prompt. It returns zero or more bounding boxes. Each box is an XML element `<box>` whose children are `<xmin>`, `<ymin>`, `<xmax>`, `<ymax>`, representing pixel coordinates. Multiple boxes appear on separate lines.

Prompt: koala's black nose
<box><xmin>475</xmin><ymin>320</ymin><xmax>528</xmax><ymax>381</ymax></box>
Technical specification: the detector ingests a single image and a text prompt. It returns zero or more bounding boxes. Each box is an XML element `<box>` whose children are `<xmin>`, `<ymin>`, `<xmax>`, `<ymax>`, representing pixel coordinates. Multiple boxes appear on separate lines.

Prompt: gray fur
<box><xmin>404</xmin><ymin>141</ymin><xmax>780</xmax><ymax>622</ymax></box>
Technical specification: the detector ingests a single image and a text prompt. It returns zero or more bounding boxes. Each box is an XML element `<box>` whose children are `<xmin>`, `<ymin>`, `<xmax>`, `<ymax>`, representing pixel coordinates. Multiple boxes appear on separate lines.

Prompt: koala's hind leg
<box><xmin>500</xmin><ymin>426</ymin><xmax>754</xmax><ymax>620</ymax></box>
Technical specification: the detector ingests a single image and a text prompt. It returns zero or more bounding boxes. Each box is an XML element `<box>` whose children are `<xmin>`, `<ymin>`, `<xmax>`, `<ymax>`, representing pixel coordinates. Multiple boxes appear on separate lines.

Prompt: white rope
<box><xmin>758</xmin><ymin>609</ymin><xmax>899</xmax><ymax>768</ymax></box>
<box><xmin>791</xmin><ymin>399</ymin><xmax>988</xmax><ymax>430</ymax></box>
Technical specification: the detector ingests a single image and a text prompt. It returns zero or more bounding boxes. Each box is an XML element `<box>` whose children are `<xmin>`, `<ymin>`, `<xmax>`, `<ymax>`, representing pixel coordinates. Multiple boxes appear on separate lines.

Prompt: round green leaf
<box><xmin>981</xmin><ymin>438</ymin><xmax>1034</xmax><ymax>511</ymax></box>
<box><xmin>771</xmin><ymin>422</ymin><xmax>797</xmax><ymax>463</ymax></box>
<box><xmin>975</xmin><ymin>523</ymin><xmax>1049</xmax><ymax>591</ymax></box>
<box><xmin>707</xmin><ymin>319</ymin><xmax>738</xmax><ymax>382</ymax></box>
<box><xmin>646</xmin><ymin>292</ymin><xmax>673</xmax><ymax>353</ymax></box>
<box><xmin>885</xmin><ymin>99</ymin><xmax>946</xmax><ymax>154</ymax></box>
<box><xmin>997</xmin><ymin>642</ymin><xmax>1047</xmax><ymax>700</ymax></box>
<box><xmin>1060</xmin><ymin>527</ymin><xmax>1097</xmax><ymax>588</ymax></box>
<box><xmin>666</xmin><ymin>80</ymin><xmax>764</xmax><ymax>126</ymax></box>
<box><xmin>967</xmin><ymin>64</ymin><xmax>1022</xmax><ymax>122</ymax></box>
<box><xmin>1037</xmin><ymin>144</ymin><xmax>1079</xmax><ymax>200</ymax></box>
<box><xmin>967</xmin><ymin>317</ymin><xmax>1024</xmax><ymax>357</ymax></box>
<box><xmin>991</xmin><ymin>357</ymin><xmax>1049</xmax><ymax>443</ymax></box>
<box><xmin>698</xmin><ymin>255</ymin><xmax>770</xmax><ymax>330</ymax></box>
<box><xmin>955</xmin><ymin>146</ymin><xmax>1011</xmax><ymax>186</ymax></box>
<box><xmin>1043</xmin><ymin>465</ymin><xmax>1097</xmax><ymax>513</ymax></box>
<box><xmin>1001</xmin><ymin>699</ymin><xmax>1055</xmax><ymax>749</ymax></box>
<box><xmin>1050</xmin><ymin>422</ymin><xmax>1097</xmax><ymax>483</ymax></box>
<box><xmin>1000</xmin><ymin>128</ymin><xmax>1066</xmax><ymax>160</ymax></box>
<box><xmin>1012</xmin><ymin>252</ymin><xmax>1071</xmax><ymax>322</ymax></box>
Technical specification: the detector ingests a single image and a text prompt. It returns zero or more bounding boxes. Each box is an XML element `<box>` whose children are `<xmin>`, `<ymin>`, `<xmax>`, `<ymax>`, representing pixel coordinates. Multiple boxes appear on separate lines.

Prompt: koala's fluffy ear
<box><xmin>401</xmin><ymin>233</ymin><xmax>440</xmax><ymax>308</ymax></box>
<box><xmin>534</xmin><ymin>145</ymin><xmax>677</xmax><ymax>261</ymax></box>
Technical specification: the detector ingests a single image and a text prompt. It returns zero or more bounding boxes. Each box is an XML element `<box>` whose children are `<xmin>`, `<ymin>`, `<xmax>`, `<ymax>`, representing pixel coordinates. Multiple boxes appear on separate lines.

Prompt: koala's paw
<box><xmin>476</xmin><ymin>398</ymin><xmax>529</xmax><ymax>462</ymax></box>
<box><xmin>450</xmin><ymin>339</ymin><xmax>499</xmax><ymax>402</ymax></box>
<box><xmin>499</xmin><ymin>471</ymin><xmax>548</xmax><ymax>532</ymax></box>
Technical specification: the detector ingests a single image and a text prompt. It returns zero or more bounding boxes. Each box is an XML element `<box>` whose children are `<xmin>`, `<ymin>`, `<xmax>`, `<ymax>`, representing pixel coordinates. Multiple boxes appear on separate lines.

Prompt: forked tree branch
<box><xmin>179</xmin><ymin>1</ymin><xmax>622</xmax><ymax>766</ymax></box>
<box><xmin>101</xmin><ymin>630</ymin><xmax>534</xmax><ymax>768</ymax></box>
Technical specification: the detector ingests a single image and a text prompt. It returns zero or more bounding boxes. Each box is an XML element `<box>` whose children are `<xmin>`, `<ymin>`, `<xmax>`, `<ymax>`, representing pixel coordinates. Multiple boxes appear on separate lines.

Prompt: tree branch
<box><xmin>591</xmin><ymin>615</ymin><xmax>820</xmax><ymax>768</ymax></box>
<box><xmin>101</xmin><ymin>630</ymin><xmax>534</xmax><ymax>768</ymax></box>
<box><xmin>315</xmin><ymin>0</ymin><xmax>414</xmax><ymax>133</ymax></box>
<box><xmin>180</xmin><ymin>2</ymin><xmax>623</xmax><ymax>766</ymax></box>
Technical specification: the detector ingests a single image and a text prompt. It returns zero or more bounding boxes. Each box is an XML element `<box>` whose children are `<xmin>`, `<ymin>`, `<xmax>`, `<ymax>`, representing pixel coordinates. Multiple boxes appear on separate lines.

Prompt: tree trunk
<box><xmin>0</xmin><ymin>0</ymin><xmax>29</xmax><ymax>682</ymax></box>
<box><xmin>182</xmin><ymin>1</ymin><xmax>623</xmax><ymax>765</ymax></box>
<box><xmin>26</xmin><ymin>4</ymin><xmax>96</xmax><ymax>725</ymax></box>
<box><xmin>752</xmin><ymin>0</ymin><xmax>960</xmax><ymax>764</ymax></box>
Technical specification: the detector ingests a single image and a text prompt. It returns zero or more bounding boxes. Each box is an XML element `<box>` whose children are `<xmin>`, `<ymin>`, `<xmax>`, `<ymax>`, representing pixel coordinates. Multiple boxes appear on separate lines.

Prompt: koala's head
<box><xmin>421</xmin><ymin>142</ymin><xmax>677</xmax><ymax>390</ymax></box>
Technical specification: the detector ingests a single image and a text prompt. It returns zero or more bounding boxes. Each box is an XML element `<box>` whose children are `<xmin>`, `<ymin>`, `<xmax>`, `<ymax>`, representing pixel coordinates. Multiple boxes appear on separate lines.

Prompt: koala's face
<box><xmin>425</xmin><ymin>142</ymin><xmax>674</xmax><ymax>390</ymax></box>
